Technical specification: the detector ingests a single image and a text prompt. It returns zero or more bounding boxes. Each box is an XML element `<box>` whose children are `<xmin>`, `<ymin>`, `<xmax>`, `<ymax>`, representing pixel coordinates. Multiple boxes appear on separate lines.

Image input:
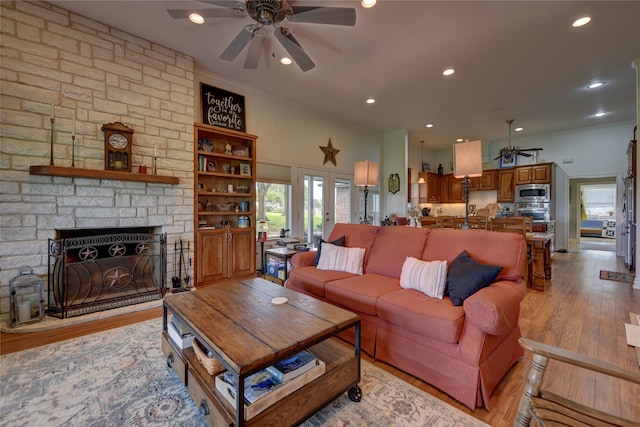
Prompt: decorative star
<box><xmin>319</xmin><ymin>138</ymin><xmax>340</xmax><ymax>166</ymax></box>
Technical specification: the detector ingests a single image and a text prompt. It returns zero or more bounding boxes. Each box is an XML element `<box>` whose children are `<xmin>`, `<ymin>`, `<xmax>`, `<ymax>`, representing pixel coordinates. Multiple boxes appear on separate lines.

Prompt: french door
<box><xmin>296</xmin><ymin>168</ymin><xmax>353</xmax><ymax>245</ymax></box>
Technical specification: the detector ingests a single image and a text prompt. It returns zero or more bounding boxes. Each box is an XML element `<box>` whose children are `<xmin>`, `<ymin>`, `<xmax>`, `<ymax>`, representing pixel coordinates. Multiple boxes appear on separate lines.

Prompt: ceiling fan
<box><xmin>493</xmin><ymin>119</ymin><xmax>543</xmax><ymax>161</ymax></box>
<box><xmin>167</xmin><ymin>0</ymin><xmax>357</xmax><ymax>72</ymax></box>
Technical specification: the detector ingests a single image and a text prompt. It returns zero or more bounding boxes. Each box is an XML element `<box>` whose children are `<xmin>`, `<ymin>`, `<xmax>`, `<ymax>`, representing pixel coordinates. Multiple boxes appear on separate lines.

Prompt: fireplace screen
<box><xmin>47</xmin><ymin>227</ymin><xmax>167</xmax><ymax>318</ymax></box>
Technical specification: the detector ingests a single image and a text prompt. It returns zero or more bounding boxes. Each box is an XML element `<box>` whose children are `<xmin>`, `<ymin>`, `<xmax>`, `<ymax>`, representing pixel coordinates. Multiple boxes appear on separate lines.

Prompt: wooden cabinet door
<box><xmin>197</xmin><ymin>229</ymin><xmax>227</xmax><ymax>284</ymax></box>
<box><xmin>497</xmin><ymin>170</ymin><xmax>515</xmax><ymax>202</ymax></box>
<box><xmin>426</xmin><ymin>173</ymin><xmax>440</xmax><ymax>202</ymax></box>
<box><xmin>229</xmin><ymin>228</ymin><xmax>255</xmax><ymax>278</ymax></box>
<box><xmin>515</xmin><ymin>167</ymin><xmax>532</xmax><ymax>185</ymax></box>
<box><xmin>530</xmin><ymin>164</ymin><xmax>551</xmax><ymax>183</ymax></box>
<box><xmin>479</xmin><ymin>170</ymin><xmax>496</xmax><ymax>190</ymax></box>
<box><xmin>450</xmin><ymin>176</ymin><xmax>464</xmax><ymax>202</ymax></box>
<box><xmin>439</xmin><ymin>175</ymin><xmax>450</xmax><ymax>203</ymax></box>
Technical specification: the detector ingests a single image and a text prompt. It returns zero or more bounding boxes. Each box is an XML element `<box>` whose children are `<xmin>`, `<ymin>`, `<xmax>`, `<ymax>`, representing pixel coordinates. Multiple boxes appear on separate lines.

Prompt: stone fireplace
<box><xmin>47</xmin><ymin>227</ymin><xmax>167</xmax><ymax>318</ymax></box>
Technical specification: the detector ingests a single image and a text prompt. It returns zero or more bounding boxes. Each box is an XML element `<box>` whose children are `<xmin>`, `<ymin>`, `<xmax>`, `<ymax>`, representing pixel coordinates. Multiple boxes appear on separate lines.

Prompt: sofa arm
<box><xmin>291</xmin><ymin>251</ymin><xmax>316</xmax><ymax>268</ymax></box>
<box><xmin>463</xmin><ymin>280</ymin><xmax>526</xmax><ymax>336</ymax></box>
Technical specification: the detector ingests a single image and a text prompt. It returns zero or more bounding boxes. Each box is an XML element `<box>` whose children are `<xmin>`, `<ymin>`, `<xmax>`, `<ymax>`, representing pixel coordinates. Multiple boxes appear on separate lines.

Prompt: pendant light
<box><xmin>418</xmin><ymin>141</ymin><xmax>426</xmax><ymax>184</ymax></box>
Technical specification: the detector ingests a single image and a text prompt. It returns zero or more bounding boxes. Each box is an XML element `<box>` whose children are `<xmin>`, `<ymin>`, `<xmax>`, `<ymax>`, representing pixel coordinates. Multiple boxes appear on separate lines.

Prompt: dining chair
<box><xmin>467</xmin><ymin>216</ymin><xmax>489</xmax><ymax>230</ymax></box>
<box><xmin>420</xmin><ymin>217</ymin><xmax>440</xmax><ymax>229</ymax></box>
<box><xmin>438</xmin><ymin>216</ymin><xmax>454</xmax><ymax>228</ymax></box>
<box><xmin>490</xmin><ymin>216</ymin><xmax>532</xmax><ymax>285</ymax></box>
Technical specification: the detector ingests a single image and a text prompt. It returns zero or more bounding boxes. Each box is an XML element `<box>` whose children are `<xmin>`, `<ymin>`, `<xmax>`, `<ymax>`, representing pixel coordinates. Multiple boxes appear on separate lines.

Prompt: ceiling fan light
<box><xmin>188</xmin><ymin>13</ymin><xmax>205</xmax><ymax>24</ymax></box>
<box><xmin>361</xmin><ymin>0</ymin><xmax>376</xmax><ymax>8</ymax></box>
<box><xmin>572</xmin><ymin>16</ymin><xmax>591</xmax><ymax>27</ymax></box>
<box><xmin>280</xmin><ymin>57</ymin><xmax>292</xmax><ymax>65</ymax></box>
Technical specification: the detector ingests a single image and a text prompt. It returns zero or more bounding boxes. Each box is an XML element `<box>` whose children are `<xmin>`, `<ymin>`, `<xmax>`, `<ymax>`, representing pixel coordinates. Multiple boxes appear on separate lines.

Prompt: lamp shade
<box><xmin>354</xmin><ymin>160</ymin><xmax>378</xmax><ymax>187</ymax></box>
<box><xmin>453</xmin><ymin>140</ymin><xmax>483</xmax><ymax>178</ymax></box>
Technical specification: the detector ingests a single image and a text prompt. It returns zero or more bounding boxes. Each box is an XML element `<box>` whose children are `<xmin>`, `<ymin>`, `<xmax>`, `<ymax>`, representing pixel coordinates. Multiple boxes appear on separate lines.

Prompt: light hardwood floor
<box><xmin>1</xmin><ymin>239</ymin><xmax>638</xmax><ymax>426</ymax></box>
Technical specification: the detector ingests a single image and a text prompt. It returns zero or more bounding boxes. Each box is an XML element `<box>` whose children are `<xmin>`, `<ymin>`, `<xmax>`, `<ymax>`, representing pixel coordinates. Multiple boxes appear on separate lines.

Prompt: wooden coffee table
<box><xmin>162</xmin><ymin>277</ymin><xmax>361</xmax><ymax>426</ymax></box>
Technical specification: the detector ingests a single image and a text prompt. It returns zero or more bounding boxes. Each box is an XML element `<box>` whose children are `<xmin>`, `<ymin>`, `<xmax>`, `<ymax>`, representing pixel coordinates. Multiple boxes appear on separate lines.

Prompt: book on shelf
<box><xmin>167</xmin><ymin>320</ymin><xmax>194</xmax><ymax>349</ymax></box>
<box><xmin>215</xmin><ymin>359</ymin><xmax>325</xmax><ymax>420</ymax></box>
<box><xmin>265</xmin><ymin>350</ymin><xmax>317</xmax><ymax>383</ymax></box>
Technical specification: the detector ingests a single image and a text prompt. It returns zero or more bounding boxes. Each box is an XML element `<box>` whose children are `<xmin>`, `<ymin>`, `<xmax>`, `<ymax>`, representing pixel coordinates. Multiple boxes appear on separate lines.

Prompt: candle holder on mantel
<box><xmin>71</xmin><ymin>135</ymin><xmax>76</xmax><ymax>167</ymax></box>
<box><xmin>153</xmin><ymin>156</ymin><xmax>157</xmax><ymax>175</ymax></box>
<box><xmin>49</xmin><ymin>118</ymin><xmax>55</xmax><ymax>166</ymax></box>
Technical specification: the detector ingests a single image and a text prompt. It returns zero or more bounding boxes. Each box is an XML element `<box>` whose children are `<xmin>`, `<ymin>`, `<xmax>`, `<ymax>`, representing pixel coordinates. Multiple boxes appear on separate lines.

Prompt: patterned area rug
<box><xmin>600</xmin><ymin>270</ymin><xmax>635</xmax><ymax>283</ymax></box>
<box><xmin>0</xmin><ymin>319</ymin><xmax>488</xmax><ymax>427</ymax></box>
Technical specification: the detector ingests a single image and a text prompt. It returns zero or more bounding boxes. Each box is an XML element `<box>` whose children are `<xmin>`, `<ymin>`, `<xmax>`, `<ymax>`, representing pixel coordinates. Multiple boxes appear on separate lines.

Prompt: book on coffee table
<box><xmin>265</xmin><ymin>350</ymin><xmax>317</xmax><ymax>383</ymax></box>
<box><xmin>215</xmin><ymin>359</ymin><xmax>325</xmax><ymax>419</ymax></box>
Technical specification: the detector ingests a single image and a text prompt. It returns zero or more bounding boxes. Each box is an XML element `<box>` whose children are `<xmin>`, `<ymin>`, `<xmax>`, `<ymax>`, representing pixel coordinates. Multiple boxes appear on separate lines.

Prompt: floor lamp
<box><xmin>354</xmin><ymin>160</ymin><xmax>378</xmax><ymax>225</ymax></box>
<box><xmin>453</xmin><ymin>140</ymin><xmax>483</xmax><ymax>229</ymax></box>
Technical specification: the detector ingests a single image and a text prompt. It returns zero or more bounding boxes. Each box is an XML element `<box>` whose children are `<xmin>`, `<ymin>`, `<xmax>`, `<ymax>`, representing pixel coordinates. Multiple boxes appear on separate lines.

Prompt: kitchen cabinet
<box><xmin>194</xmin><ymin>123</ymin><xmax>257</xmax><ymax>287</ymax></box>
<box><xmin>475</xmin><ymin>169</ymin><xmax>497</xmax><ymax>190</ymax></box>
<box><xmin>419</xmin><ymin>172</ymin><xmax>440</xmax><ymax>203</ymax></box>
<box><xmin>497</xmin><ymin>169</ymin><xmax>515</xmax><ymax>202</ymax></box>
<box><xmin>449</xmin><ymin>175</ymin><xmax>465</xmax><ymax>202</ymax></box>
<box><xmin>514</xmin><ymin>163</ymin><xmax>552</xmax><ymax>185</ymax></box>
<box><xmin>196</xmin><ymin>228</ymin><xmax>255</xmax><ymax>284</ymax></box>
<box><xmin>439</xmin><ymin>174</ymin><xmax>450</xmax><ymax>203</ymax></box>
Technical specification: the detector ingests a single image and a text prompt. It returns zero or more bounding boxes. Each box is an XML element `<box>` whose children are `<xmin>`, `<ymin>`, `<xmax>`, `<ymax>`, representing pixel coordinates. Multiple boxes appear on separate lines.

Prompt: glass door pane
<box><xmin>334</xmin><ymin>178</ymin><xmax>352</xmax><ymax>225</ymax></box>
<box><xmin>303</xmin><ymin>174</ymin><xmax>325</xmax><ymax>247</ymax></box>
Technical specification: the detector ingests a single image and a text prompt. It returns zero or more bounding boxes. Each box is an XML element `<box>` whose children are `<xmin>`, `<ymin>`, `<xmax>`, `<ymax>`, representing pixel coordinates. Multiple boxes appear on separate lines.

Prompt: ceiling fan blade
<box><xmin>518</xmin><ymin>148</ymin><xmax>544</xmax><ymax>152</ymax></box>
<box><xmin>517</xmin><ymin>152</ymin><xmax>533</xmax><ymax>157</ymax></box>
<box><xmin>167</xmin><ymin>8</ymin><xmax>238</xmax><ymax>19</ymax></box>
<box><xmin>198</xmin><ymin>0</ymin><xmax>245</xmax><ymax>10</ymax></box>
<box><xmin>275</xmin><ymin>27</ymin><xmax>315</xmax><ymax>72</ymax></box>
<box><xmin>220</xmin><ymin>25</ymin><xmax>258</xmax><ymax>61</ymax></box>
<box><xmin>289</xmin><ymin>6</ymin><xmax>356</xmax><ymax>26</ymax></box>
<box><xmin>244</xmin><ymin>36</ymin><xmax>266</xmax><ymax>69</ymax></box>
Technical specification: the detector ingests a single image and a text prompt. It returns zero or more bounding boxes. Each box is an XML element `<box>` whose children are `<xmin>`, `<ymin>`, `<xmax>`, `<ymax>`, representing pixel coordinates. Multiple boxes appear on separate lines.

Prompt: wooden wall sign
<box><xmin>200</xmin><ymin>83</ymin><xmax>246</xmax><ymax>132</ymax></box>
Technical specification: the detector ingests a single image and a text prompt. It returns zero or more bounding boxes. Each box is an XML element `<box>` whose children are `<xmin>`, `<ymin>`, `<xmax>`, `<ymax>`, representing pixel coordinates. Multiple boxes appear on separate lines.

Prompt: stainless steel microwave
<box><xmin>516</xmin><ymin>184</ymin><xmax>550</xmax><ymax>202</ymax></box>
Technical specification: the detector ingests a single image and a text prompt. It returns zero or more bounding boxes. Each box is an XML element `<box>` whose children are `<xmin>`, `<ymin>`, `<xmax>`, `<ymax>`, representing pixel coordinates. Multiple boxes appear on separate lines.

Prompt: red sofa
<box><xmin>286</xmin><ymin>223</ymin><xmax>527</xmax><ymax>410</ymax></box>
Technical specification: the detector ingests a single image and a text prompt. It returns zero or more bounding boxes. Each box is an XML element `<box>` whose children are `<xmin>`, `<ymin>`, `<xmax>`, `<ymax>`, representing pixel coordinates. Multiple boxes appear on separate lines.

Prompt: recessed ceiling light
<box><xmin>361</xmin><ymin>0</ymin><xmax>376</xmax><ymax>8</ymax></box>
<box><xmin>280</xmin><ymin>57</ymin><xmax>292</xmax><ymax>65</ymax></box>
<box><xmin>189</xmin><ymin>13</ymin><xmax>205</xmax><ymax>24</ymax></box>
<box><xmin>594</xmin><ymin>112</ymin><xmax>606</xmax><ymax>117</ymax></box>
<box><xmin>456</xmin><ymin>138</ymin><xmax>463</xmax><ymax>142</ymax></box>
<box><xmin>366</xmin><ymin>98</ymin><xmax>375</xmax><ymax>104</ymax></box>
<box><xmin>588</xmin><ymin>81</ymin><xmax>604</xmax><ymax>89</ymax></box>
<box><xmin>515</xmin><ymin>127</ymin><xmax>524</xmax><ymax>132</ymax></box>
<box><xmin>572</xmin><ymin>16</ymin><xmax>591</xmax><ymax>27</ymax></box>
<box><xmin>425</xmin><ymin>123</ymin><xmax>433</xmax><ymax>128</ymax></box>
<box><xmin>443</xmin><ymin>68</ymin><xmax>455</xmax><ymax>76</ymax></box>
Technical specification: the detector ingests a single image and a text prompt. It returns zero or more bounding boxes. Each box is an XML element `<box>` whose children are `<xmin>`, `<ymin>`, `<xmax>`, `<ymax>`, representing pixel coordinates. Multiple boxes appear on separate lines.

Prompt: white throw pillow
<box><xmin>399</xmin><ymin>257</ymin><xmax>448</xmax><ymax>299</ymax></box>
<box><xmin>316</xmin><ymin>243</ymin><xmax>365</xmax><ymax>275</ymax></box>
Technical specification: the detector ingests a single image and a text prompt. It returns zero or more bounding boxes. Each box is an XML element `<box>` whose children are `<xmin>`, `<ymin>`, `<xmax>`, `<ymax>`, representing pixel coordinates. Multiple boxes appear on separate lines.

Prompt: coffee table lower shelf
<box><xmin>168</xmin><ymin>337</ymin><xmax>360</xmax><ymax>426</ymax></box>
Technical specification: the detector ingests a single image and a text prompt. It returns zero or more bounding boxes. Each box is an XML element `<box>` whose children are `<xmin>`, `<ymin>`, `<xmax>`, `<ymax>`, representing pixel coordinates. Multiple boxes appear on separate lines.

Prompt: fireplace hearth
<box><xmin>47</xmin><ymin>227</ymin><xmax>167</xmax><ymax>318</ymax></box>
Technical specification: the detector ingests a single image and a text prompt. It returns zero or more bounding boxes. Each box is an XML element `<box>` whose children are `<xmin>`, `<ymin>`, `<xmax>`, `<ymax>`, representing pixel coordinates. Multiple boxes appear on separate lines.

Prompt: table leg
<box><xmin>533</xmin><ymin>240</ymin><xmax>548</xmax><ymax>291</ymax></box>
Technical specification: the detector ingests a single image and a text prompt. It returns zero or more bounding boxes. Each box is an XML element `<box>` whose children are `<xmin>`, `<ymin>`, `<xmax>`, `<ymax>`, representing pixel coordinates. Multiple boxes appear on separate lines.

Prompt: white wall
<box><xmin>381</xmin><ymin>129</ymin><xmax>408</xmax><ymax>218</ymax></box>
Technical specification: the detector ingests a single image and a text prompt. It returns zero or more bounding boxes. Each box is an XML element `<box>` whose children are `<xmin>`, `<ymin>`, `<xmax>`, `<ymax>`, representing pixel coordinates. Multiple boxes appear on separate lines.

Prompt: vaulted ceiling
<box><xmin>50</xmin><ymin>1</ymin><xmax>640</xmax><ymax>150</ymax></box>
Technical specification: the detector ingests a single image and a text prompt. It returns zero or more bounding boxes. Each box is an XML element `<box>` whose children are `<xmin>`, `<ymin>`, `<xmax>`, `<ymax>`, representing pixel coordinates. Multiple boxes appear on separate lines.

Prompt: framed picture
<box><xmin>240</xmin><ymin>163</ymin><xmax>251</xmax><ymax>176</ymax></box>
<box><xmin>499</xmin><ymin>150</ymin><xmax>518</xmax><ymax>168</ymax></box>
<box><xmin>207</xmin><ymin>161</ymin><xmax>216</xmax><ymax>172</ymax></box>
<box><xmin>422</xmin><ymin>162</ymin><xmax>431</xmax><ymax>172</ymax></box>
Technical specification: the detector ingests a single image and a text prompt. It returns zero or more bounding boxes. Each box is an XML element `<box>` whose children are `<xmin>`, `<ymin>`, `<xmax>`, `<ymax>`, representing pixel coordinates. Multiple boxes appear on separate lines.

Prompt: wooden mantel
<box><xmin>29</xmin><ymin>165</ymin><xmax>179</xmax><ymax>185</ymax></box>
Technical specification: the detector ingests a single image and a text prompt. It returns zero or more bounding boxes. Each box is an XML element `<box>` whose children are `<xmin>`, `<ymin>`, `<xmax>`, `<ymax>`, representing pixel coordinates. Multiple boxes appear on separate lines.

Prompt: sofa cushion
<box><xmin>327</xmin><ymin>224</ymin><xmax>380</xmax><ymax>270</ymax></box>
<box><xmin>325</xmin><ymin>274</ymin><xmax>400</xmax><ymax>315</ymax></box>
<box><xmin>317</xmin><ymin>243</ymin><xmax>365</xmax><ymax>275</ymax></box>
<box><xmin>377</xmin><ymin>289</ymin><xmax>465</xmax><ymax>344</ymax></box>
<box><xmin>399</xmin><ymin>257</ymin><xmax>447</xmax><ymax>299</ymax></box>
<box><xmin>365</xmin><ymin>227</ymin><xmax>430</xmax><ymax>278</ymax></box>
<box><xmin>313</xmin><ymin>235</ymin><xmax>345</xmax><ymax>266</ymax></box>
<box><xmin>421</xmin><ymin>228</ymin><xmax>525</xmax><ymax>281</ymax></box>
<box><xmin>287</xmin><ymin>266</ymin><xmax>356</xmax><ymax>298</ymax></box>
<box><xmin>446</xmin><ymin>251</ymin><xmax>503</xmax><ymax>306</ymax></box>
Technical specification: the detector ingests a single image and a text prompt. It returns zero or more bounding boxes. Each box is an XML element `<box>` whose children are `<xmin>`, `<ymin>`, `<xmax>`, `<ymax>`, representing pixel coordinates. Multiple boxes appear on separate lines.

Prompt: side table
<box><xmin>264</xmin><ymin>247</ymin><xmax>309</xmax><ymax>283</ymax></box>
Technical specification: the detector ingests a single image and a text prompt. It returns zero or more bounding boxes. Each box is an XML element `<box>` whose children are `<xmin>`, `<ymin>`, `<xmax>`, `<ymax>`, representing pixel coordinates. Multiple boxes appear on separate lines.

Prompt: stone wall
<box><xmin>0</xmin><ymin>1</ymin><xmax>195</xmax><ymax>314</ymax></box>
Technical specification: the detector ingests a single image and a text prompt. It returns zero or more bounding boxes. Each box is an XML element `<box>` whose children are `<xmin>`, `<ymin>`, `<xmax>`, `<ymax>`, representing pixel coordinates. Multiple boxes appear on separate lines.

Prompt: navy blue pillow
<box><xmin>313</xmin><ymin>236</ymin><xmax>346</xmax><ymax>266</ymax></box>
<box><xmin>445</xmin><ymin>250</ymin><xmax>503</xmax><ymax>306</ymax></box>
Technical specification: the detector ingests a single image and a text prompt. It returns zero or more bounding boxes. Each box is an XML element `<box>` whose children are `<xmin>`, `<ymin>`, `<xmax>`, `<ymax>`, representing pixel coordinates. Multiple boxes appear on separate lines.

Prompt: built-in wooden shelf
<box><xmin>29</xmin><ymin>165</ymin><xmax>179</xmax><ymax>185</ymax></box>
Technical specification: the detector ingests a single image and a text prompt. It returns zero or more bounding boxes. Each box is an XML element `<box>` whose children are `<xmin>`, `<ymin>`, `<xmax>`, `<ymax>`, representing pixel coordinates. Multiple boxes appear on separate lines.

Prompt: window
<box><xmin>582</xmin><ymin>184</ymin><xmax>616</xmax><ymax>218</ymax></box>
<box><xmin>256</xmin><ymin>181</ymin><xmax>291</xmax><ymax>238</ymax></box>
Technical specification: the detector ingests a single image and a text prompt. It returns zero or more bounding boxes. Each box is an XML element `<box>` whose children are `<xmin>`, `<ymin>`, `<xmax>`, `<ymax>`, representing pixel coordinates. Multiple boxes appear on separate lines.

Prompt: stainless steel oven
<box><xmin>516</xmin><ymin>202</ymin><xmax>551</xmax><ymax>222</ymax></box>
<box><xmin>516</xmin><ymin>184</ymin><xmax>550</xmax><ymax>202</ymax></box>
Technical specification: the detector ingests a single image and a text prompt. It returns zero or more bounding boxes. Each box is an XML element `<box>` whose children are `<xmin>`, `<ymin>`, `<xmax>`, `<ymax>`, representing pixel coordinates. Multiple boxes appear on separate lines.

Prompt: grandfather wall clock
<box><xmin>102</xmin><ymin>122</ymin><xmax>134</xmax><ymax>172</ymax></box>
